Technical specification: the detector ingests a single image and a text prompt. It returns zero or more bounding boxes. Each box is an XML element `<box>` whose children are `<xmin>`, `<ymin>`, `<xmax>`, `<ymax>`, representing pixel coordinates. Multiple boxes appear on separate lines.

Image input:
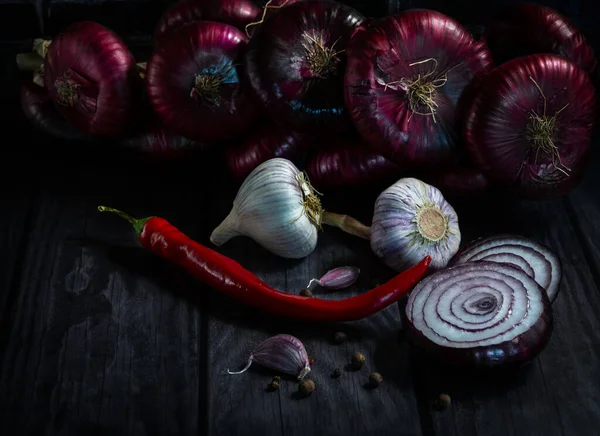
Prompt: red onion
<box><xmin>121</xmin><ymin>123</ymin><xmax>210</xmax><ymax>158</ymax></box>
<box><xmin>463</xmin><ymin>54</ymin><xmax>596</xmax><ymax>199</ymax></box>
<box><xmin>420</xmin><ymin>164</ymin><xmax>490</xmax><ymax>200</ymax></box>
<box><xmin>154</xmin><ymin>0</ymin><xmax>300</xmax><ymax>42</ymax></box>
<box><xmin>344</xmin><ymin>9</ymin><xmax>492</xmax><ymax>167</ymax></box>
<box><xmin>405</xmin><ymin>261</ymin><xmax>553</xmax><ymax>368</ymax></box>
<box><xmin>146</xmin><ymin>21</ymin><xmax>258</xmax><ymax>143</ymax></box>
<box><xmin>225</xmin><ymin>121</ymin><xmax>312</xmax><ymax>180</ymax></box>
<box><xmin>44</xmin><ymin>21</ymin><xmax>141</xmax><ymax>137</ymax></box>
<box><xmin>20</xmin><ymin>81</ymin><xmax>91</xmax><ymax>141</ymax></box>
<box><xmin>306</xmin><ymin>139</ymin><xmax>400</xmax><ymax>191</ymax></box>
<box><xmin>451</xmin><ymin>234</ymin><xmax>562</xmax><ymax>303</ymax></box>
<box><xmin>244</xmin><ymin>0</ymin><xmax>365</xmax><ymax>132</ymax></box>
<box><xmin>484</xmin><ymin>4</ymin><xmax>596</xmax><ymax>75</ymax></box>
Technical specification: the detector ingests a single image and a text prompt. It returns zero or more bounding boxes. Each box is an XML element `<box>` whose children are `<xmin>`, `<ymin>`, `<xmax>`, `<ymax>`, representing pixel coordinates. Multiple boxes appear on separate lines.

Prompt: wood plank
<box><xmin>203</xmin><ymin>178</ymin><xmax>425</xmax><ymax>436</ymax></box>
<box><xmin>0</xmin><ymin>143</ymin><xmax>206</xmax><ymax>436</ymax></box>
<box><xmin>409</xmin><ymin>196</ymin><xmax>600</xmax><ymax>436</ymax></box>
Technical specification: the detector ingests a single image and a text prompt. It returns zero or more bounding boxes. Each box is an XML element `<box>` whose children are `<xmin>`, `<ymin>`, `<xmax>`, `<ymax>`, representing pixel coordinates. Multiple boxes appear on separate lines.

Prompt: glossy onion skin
<box><xmin>405</xmin><ymin>262</ymin><xmax>553</xmax><ymax>369</ymax></box>
<box><xmin>44</xmin><ymin>21</ymin><xmax>140</xmax><ymax>137</ymax></box>
<box><xmin>244</xmin><ymin>0</ymin><xmax>364</xmax><ymax>132</ymax></box>
<box><xmin>463</xmin><ymin>54</ymin><xmax>596</xmax><ymax>199</ymax></box>
<box><xmin>20</xmin><ymin>81</ymin><xmax>91</xmax><ymax>141</ymax></box>
<box><xmin>154</xmin><ymin>0</ymin><xmax>293</xmax><ymax>41</ymax></box>
<box><xmin>146</xmin><ymin>21</ymin><xmax>258</xmax><ymax>143</ymax></box>
<box><xmin>344</xmin><ymin>10</ymin><xmax>492</xmax><ymax>167</ymax></box>
<box><xmin>484</xmin><ymin>4</ymin><xmax>596</xmax><ymax>75</ymax></box>
<box><xmin>225</xmin><ymin>122</ymin><xmax>311</xmax><ymax>180</ymax></box>
<box><xmin>121</xmin><ymin>123</ymin><xmax>209</xmax><ymax>157</ymax></box>
<box><xmin>306</xmin><ymin>140</ymin><xmax>400</xmax><ymax>191</ymax></box>
<box><xmin>421</xmin><ymin>164</ymin><xmax>490</xmax><ymax>200</ymax></box>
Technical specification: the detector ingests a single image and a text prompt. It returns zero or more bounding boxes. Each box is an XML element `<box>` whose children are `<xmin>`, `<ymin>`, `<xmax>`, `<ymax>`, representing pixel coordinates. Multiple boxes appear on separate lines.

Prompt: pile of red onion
<box><xmin>17</xmin><ymin>2</ymin><xmax>596</xmax><ymax>200</ymax></box>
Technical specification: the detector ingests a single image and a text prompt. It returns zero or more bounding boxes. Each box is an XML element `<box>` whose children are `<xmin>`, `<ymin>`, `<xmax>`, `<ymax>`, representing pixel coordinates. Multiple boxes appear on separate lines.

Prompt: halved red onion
<box><xmin>405</xmin><ymin>261</ymin><xmax>553</xmax><ymax>368</ymax></box>
<box><xmin>484</xmin><ymin>3</ymin><xmax>596</xmax><ymax>75</ymax></box>
<box><xmin>146</xmin><ymin>21</ymin><xmax>258</xmax><ymax>143</ymax></box>
<box><xmin>44</xmin><ymin>21</ymin><xmax>141</xmax><ymax>137</ymax></box>
<box><xmin>463</xmin><ymin>54</ymin><xmax>596</xmax><ymax>199</ymax></box>
<box><xmin>451</xmin><ymin>234</ymin><xmax>562</xmax><ymax>302</ymax></box>
<box><xmin>344</xmin><ymin>9</ymin><xmax>492</xmax><ymax>167</ymax></box>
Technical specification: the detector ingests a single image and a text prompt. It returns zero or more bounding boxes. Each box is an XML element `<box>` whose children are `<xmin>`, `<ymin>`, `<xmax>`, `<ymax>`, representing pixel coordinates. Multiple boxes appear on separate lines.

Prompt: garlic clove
<box><xmin>210</xmin><ymin>158</ymin><xmax>321</xmax><ymax>259</ymax></box>
<box><xmin>308</xmin><ymin>266</ymin><xmax>361</xmax><ymax>290</ymax></box>
<box><xmin>227</xmin><ymin>334</ymin><xmax>312</xmax><ymax>380</ymax></box>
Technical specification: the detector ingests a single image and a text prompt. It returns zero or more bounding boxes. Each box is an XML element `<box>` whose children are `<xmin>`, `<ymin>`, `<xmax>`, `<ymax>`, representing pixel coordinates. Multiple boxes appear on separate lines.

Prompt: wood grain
<box><xmin>410</xmin><ymin>196</ymin><xmax>600</xmax><ymax>436</ymax></box>
<box><xmin>0</xmin><ymin>144</ymin><xmax>206</xmax><ymax>436</ymax></box>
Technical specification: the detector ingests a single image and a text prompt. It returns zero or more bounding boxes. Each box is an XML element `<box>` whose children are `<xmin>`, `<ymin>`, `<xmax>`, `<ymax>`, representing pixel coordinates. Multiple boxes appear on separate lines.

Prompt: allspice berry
<box><xmin>437</xmin><ymin>393</ymin><xmax>451</xmax><ymax>409</ymax></box>
<box><xmin>267</xmin><ymin>376</ymin><xmax>281</xmax><ymax>392</ymax></box>
<box><xmin>299</xmin><ymin>288</ymin><xmax>313</xmax><ymax>297</ymax></box>
<box><xmin>369</xmin><ymin>372</ymin><xmax>383</xmax><ymax>387</ymax></box>
<box><xmin>351</xmin><ymin>351</ymin><xmax>366</xmax><ymax>369</ymax></box>
<box><xmin>298</xmin><ymin>379</ymin><xmax>316</xmax><ymax>397</ymax></box>
<box><xmin>333</xmin><ymin>331</ymin><xmax>347</xmax><ymax>344</ymax></box>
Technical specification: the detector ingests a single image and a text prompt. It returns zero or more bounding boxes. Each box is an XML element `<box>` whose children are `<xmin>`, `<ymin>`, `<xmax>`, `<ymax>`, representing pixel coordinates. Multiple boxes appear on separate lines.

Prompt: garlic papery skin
<box><xmin>370</xmin><ymin>177</ymin><xmax>460</xmax><ymax>271</ymax></box>
<box><xmin>210</xmin><ymin>158</ymin><xmax>320</xmax><ymax>259</ymax></box>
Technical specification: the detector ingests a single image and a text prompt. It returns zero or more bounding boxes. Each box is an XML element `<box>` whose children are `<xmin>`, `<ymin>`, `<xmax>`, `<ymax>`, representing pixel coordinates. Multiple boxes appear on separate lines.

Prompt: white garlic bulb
<box><xmin>370</xmin><ymin>177</ymin><xmax>461</xmax><ymax>271</ymax></box>
<box><xmin>210</xmin><ymin>158</ymin><xmax>321</xmax><ymax>259</ymax></box>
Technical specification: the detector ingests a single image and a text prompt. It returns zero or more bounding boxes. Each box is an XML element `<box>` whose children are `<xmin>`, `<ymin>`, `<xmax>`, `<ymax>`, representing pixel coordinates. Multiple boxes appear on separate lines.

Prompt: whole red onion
<box><xmin>306</xmin><ymin>139</ymin><xmax>400</xmax><ymax>191</ymax></box>
<box><xmin>420</xmin><ymin>164</ymin><xmax>490</xmax><ymax>200</ymax></box>
<box><xmin>484</xmin><ymin>4</ymin><xmax>596</xmax><ymax>75</ymax></box>
<box><xmin>44</xmin><ymin>21</ymin><xmax>141</xmax><ymax>137</ymax></box>
<box><xmin>344</xmin><ymin>10</ymin><xmax>492</xmax><ymax>167</ymax></box>
<box><xmin>20</xmin><ymin>81</ymin><xmax>92</xmax><ymax>141</ymax></box>
<box><xmin>244</xmin><ymin>0</ymin><xmax>365</xmax><ymax>133</ymax></box>
<box><xmin>464</xmin><ymin>54</ymin><xmax>596</xmax><ymax>199</ymax></box>
<box><xmin>146</xmin><ymin>21</ymin><xmax>258</xmax><ymax>143</ymax></box>
<box><xmin>225</xmin><ymin>121</ymin><xmax>312</xmax><ymax>180</ymax></box>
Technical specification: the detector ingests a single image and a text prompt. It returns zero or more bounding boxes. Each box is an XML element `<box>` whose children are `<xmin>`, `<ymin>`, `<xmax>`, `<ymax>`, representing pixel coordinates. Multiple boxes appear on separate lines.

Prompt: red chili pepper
<box><xmin>98</xmin><ymin>206</ymin><xmax>431</xmax><ymax>322</ymax></box>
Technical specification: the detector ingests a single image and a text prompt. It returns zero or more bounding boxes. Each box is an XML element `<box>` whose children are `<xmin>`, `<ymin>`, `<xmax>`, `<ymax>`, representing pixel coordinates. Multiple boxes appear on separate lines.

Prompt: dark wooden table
<box><xmin>2</xmin><ymin>1</ymin><xmax>600</xmax><ymax>435</ymax></box>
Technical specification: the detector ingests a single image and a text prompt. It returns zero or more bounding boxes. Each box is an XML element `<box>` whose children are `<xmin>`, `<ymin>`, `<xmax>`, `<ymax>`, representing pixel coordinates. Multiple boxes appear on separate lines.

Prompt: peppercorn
<box><xmin>437</xmin><ymin>393</ymin><xmax>451</xmax><ymax>409</ymax></box>
<box><xmin>267</xmin><ymin>376</ymin><xmax>281</xmax><ymax>392</ymax></box>
<box><xmin>298</xmin><ymin>379</ymin><xmax>316</xmax><ymax>397</ymax></box>
<box><xmin>332</xmin><ymin>368</ymin><xmax>342</xmax><ymax>378</ymax></box>
<box><xmin>351</xmin><ymin>351</ymin><xmax>366</xmax><ymax>369</ymax></box>
<box><xmin>369</xmin><ymin>372</ymin><xmax>383</xmax><ymax>387</ymax></box>
<box><xmin>333</xmin><ymin>331</ymin><xmax>347</xmax><ymax>344</ymax></box>
<box><xmin>299</xmin><ymin>288</ymin><xmax>313</xmax><ymax>297</ymax></box>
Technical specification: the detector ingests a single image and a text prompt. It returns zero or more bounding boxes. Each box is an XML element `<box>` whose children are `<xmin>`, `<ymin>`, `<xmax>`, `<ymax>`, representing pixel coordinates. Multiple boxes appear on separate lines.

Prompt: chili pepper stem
<box><xmin>322</xmin><ymin>211</ymin><xmax>371</xmax><ymax>240</ymax></box>
<box><xmin>97</xmin><ymin>205</ymin><xmax>153</xmax><ymax>237</ymax></box>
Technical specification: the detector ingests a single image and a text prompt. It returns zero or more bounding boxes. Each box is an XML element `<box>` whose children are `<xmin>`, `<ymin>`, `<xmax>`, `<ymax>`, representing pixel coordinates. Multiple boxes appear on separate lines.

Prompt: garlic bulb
<box><xmin>370</xmin><ymin>177</ymin><xmax>461</xmax><ymax>271</ymax></box>
<box><xmin>210</xmin><ymin>158</ymin><xmax>322</xmax><ymax>259</ymax></box>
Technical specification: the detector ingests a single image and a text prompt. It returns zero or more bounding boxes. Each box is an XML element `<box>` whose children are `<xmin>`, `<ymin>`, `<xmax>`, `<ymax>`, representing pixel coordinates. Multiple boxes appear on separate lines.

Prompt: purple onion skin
<box><xmin>420</xmin><ymin>164</ymin><xmax>490</xmax><ymax>200</ymax></box>
<box><xmin>464</xmin><ymin>54</ymin><xmax>596</xmax><ymax>199</ymax></box>
<box><xmin>44</xmin><ymin>21</ymin><xmax>141</xmax><ymax>137</ymax></box>
<box><xmin>484</xmin><ymin>4</ymin><xmax>597</xmax><ymax>76</ymax></box>
<box><xmin>225</xmin><ymin>122</ymin><xmax>312</xmax><ymax>180</ymax></box>
<box><xmin>344</xmin><ymin>10</ymin><xmax>492</xmax><ymax>168</ymax></box>
<box><xmin>404</xmin><ymin>301</ymin><xmax>553</xmax><ymax>369</ymax></box>
<box><xmin>404</xmin><ymin>262</ymin><xmax>553</xmax><ymax>369</ymax></box>
<box><xmin>20</xmin><ymin>81</ymin><xmax>92</xmax><ymax>142</ymax></box>
<box><xmin>154</xmin><ymin>0</ymin><xmax>297</xmax><ymax>41</ymax></box>
<box><xmin>146</xmin><ymin>21</ymin><xmax>258</xmax><ymax>143</ymax></box>
<box><xmin>306</xmin><ymin>139</ymin><xmax>401</xmax><ymax>191</ymax></box>
<box><xmin>121</xmin><ymin>124</ymin><xmax>210</xmax><ymax>158</ymax></box>
<box><xmin>244</xmin><ymin>0</ymin><xmax>365</xmax><ymax>133</ymax></box>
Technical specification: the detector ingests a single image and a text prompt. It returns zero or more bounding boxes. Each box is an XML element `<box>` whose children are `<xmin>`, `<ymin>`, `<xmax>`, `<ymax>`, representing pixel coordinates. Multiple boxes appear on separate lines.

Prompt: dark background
<box><xmin>1</xmin><ymin>1</ymin><xmax>600</xmax><ymax>436</ymax></box>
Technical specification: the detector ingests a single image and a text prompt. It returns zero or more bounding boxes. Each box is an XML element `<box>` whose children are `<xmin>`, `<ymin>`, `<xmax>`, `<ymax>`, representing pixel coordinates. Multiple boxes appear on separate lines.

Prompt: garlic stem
<box><xmin>322</xmin><ymin>211</ymin><xmax>371</xmax><ymax>240</ymax></box>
